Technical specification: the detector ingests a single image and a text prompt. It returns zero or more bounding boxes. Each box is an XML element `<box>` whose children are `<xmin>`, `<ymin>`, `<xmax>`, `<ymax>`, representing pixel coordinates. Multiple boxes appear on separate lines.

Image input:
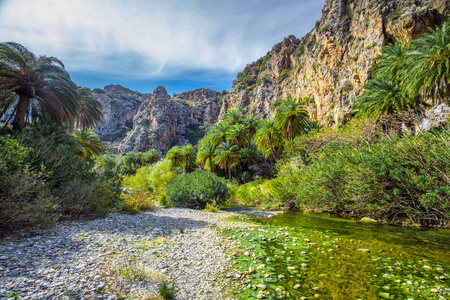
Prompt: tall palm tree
<box><xmin>180</xmin><ymin>144</ymin><xmax>196</xmax><ymax>172</ymax></box>
<box><xmin>238</xmin><ymin>146</ymin><xmax>260</xmax><ymax>170</ymax></box>
<box><xmin>215</xmin><ymin>141</ymin><xmax>239</xmax><ymax>180</ymax></box>
<box><xmin>242</xmin><ymin>114</ymin><xmax>259</xmax><ymax>146</ymax></box>
<box><xmin>197</xmin><ymin>143</ymin><xmax>216</xmax><ymax>173</ymax></box>
<box><xmin>72</xmin><ymin>129</ymin><xmax>105</xmax><ymax>158</ymax></box>
<box><xmin>227</xmin><ymin>123</ymin><xmax>248</xmax><ymax>149</ymax></box>
<box><xmin>209</xmin><ymin>122</ymin><xmax>229</xmax><ymax>147</ymax></box>
<box><xmin>403</xmin><ymin>21</ymin><xmax>450</xmax><ymax>102</ymax></box>
<box><xmin>223</xmin><ymin>109</ymin><xmax>242</xmax><ymax>125</ymax></box>
<box><xmin>166</xmin><ymin>146</ymin><xmax>182</xmax><ymax>167</ymax></box>
<box><xmin>372</xmin><ymin>41</ymin><xmax>407</xmax><ymax>79</ymax></box>
<box><xmin>274</xmin><ymin>98</ymin><xmax>309</xmax><ymax>141</ymax></box>
<box><xmin>141</xmin><ymin>149</ymin><xmax>159</xmax><ymax>165</ymax></box>
<box><xmin>76</xmin><ymin>87</ymin><xmax>103</xmax><ymax>129</ymax></box>
<box><xmin>254</xmin><ymin>119</ymin><xmax>282</xmax><ymax>160</ymax></box>
<box><xmin>0</xmin><ymin>42</ymin><xmax>81</xmax><ymax>130</ymax></box>
<box><xmin>353</xmin><ymin>76</ymin><xmax>424</xmax><ymax>118</ymax></box>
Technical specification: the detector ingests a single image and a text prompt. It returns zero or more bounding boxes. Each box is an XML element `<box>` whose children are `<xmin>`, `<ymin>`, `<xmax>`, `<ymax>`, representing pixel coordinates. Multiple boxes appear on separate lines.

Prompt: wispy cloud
<box><xmin>0</xmin><ymin>0</ymin><xmax>325</xmax><ymax>81</ymax></box>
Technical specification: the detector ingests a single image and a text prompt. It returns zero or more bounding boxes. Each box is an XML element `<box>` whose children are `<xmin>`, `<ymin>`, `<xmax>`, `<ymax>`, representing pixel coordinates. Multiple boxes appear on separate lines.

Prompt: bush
<box><xmin>119</xmin><ymin>190</ymin><xmax>154</xmax><ymax>215</ymax></box>
<box><xmin>165</xmin><ymin>170</ymin><xmax>229</xmax><ymax>209</ymax></box>
<box><xmin>290</xmin><ymin>129</ymin><xmax>450</xmax><ymax>227</ymax></box>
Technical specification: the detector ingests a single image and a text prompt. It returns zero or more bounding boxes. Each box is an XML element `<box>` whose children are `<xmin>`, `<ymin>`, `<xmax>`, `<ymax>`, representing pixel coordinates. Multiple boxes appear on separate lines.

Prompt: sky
<box><xmin>0</xmin><ymin>0</ymin><xmax>325</xmax><ymax>94</ymax></box>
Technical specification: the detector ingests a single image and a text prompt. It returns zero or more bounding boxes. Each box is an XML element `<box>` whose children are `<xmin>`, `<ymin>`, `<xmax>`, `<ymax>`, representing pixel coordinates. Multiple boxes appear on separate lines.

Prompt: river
<box><xmin>223</xmin><ymin>209</ymin><xmax>450</xmax><ymax>299</ymax></box>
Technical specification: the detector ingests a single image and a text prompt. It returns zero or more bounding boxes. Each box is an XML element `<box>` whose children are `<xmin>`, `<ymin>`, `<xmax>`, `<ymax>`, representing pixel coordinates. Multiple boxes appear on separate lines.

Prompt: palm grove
<box><xmin>1</xmin><ymin>21</ymin><xmax>450</xmax><ymax>232</ymax></box>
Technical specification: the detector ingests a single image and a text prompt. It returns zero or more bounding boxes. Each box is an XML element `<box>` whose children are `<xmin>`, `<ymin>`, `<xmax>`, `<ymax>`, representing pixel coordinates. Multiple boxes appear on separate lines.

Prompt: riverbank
<box><xmin>0</xmin><ymin>208</ymin><xmax>253</xmax><ymax>300</ymax></box>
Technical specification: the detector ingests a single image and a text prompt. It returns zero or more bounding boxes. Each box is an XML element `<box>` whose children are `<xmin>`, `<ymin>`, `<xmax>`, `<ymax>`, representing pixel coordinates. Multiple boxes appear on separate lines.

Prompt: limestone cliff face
<box><xmin>221</xmin><ymin>0</ymin><xmax>449</xmax><ymax>125</ymax></box>
<box><xmin>118</xmin><ymin>87</ymin><xmax>221</xmax><ymax>153</ymax></box>
<box><xmin>93</xmin><ymin>84</ymin><xmax>147</xmax><ymax>144</ymax></box>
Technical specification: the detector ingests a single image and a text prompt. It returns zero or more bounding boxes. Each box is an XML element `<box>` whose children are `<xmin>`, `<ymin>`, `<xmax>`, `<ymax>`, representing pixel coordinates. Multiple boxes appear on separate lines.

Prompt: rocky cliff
<box><xmin>117</xmin><ymin>87</ymin><xmax>222</xmax><ymax>153</ymax></box>
<box><xmin>221</xmin><ymin>0</ymin><xmax>449</xmax><ymax>125</ymax></box>
<box><xmin>93</xmin><ymin>85</ymin><xmax>147</xmax><ymax>144</ymax></box>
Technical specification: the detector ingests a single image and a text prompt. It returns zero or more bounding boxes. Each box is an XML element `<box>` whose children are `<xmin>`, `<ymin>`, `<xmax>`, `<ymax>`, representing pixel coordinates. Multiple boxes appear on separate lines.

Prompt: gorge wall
<box><xmin>94</xmin><ymin>0</ymin><xmax>449</xmax><ymax>153</ymax></box>
<box><xmin>93</xmin><ymin>85</ymin><xmax>223</xmax><ymax>153</ymax></box>
<box><xmin>221</xmin><ymin>0</ymin><xmax>449</xmax><ymax>125</ymax></box>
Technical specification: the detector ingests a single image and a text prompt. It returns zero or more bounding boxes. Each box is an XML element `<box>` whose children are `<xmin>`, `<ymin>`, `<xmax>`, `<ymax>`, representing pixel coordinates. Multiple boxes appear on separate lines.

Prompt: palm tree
<box><xmin>254</xmin><ymin>119</ymin><xmax>282</xmax><ymax>160</ymax></box>
<box><xmin>372</xmin><ymin>41</ymin><xmax>407</xmax><ymax>79</ymax></box>
<box><xmin>166</xmin><ymin>146</ymin><xmax>182</xmax><ymax>167</ymax></box>
<box><xmin>76</xmin><ymin>87</ymin><xmax>103</xmax><ymax>129</ymax></box>
<box><xmin>208</xmin><ymin>122</ymin><xmax>229</xmax><ymax>147</ymax></box>
<box><xmin>238</xmin><ymin>146</ymin><xmax>260</xmax><ymax>170</ymax></box>
<box><xmin>353</xmin><ymin>76</ymin><xmax>423</xmax><ymax>118</ymax></box>
<box><xmin>402</xmin><ymin>21</ymin><xmax>450</xmax><ymax>102</ymax></box>
<box><xmin>215</xmin><ymin>141</ymin><xmax>239</xmax><ymax>180</ymax></box>
<box><xmin>141</xmin><ymin>149</ymin><xmax>159</xmax><ymax>165</ymax></box>
<box><xmin>197</xmin><ymin>143</ymin><xmax>216</xmax><ymax>172</ymax></box>
<box><xmin>227</xmin><ymin>123</ymin><xmax>248</xmax><ymax>149</ymax></box>
<box><xmin>180</xmin><ymin>144</ymin><xmax>196</xmax><ymax>172</ymax></box>
<box><xmin>223</xmin><ymin>109</ymin><xmax>242</xmax><ymax>125</ymax></box>
<box><xmin>274</xmin><ymin>98</ymin><xmax>309</xmax><ymax>141</ymax></box>
<box><xmin>72</xmin><ymin>129</ymin><xmax>105</xmax><ymax>158</ymax></box>
<box><xmin>0</xmin><ymin>42</ymin><xmax>81</xmax><ymax>130</ymax></box>
<box><xmin>242</xmin><ymin>114</ymin><xmax>259</xmax><ymax>146</ymax></box>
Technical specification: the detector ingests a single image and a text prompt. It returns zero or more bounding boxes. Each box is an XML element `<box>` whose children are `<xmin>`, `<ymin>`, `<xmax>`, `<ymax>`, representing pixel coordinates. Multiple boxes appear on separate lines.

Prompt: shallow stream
<box><xmin>223</xmin><ymin>209</ymin><xmax>450</xmax><ymax>299</ymax></box>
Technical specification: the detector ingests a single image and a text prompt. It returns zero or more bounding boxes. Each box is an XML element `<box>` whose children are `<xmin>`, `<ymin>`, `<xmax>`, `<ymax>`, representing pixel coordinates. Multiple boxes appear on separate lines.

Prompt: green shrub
<box><xmin>119</xmin><ymin>190</ymin><xmax>154</xmax><ymax>214</ymax></box>
<box><xmin>165</xmin><ymin>170</ymin><xmax>229</xmax><ymax>209</ymax></box>
<box><xmin>277</xmin><ymin>69</ymin><xmax>290</xmax><ymax>83</ymax></box>
<box><xmin>290</xmin><ymin>129</ymin><xmax>450</xmax><ymax>226</ymax></box>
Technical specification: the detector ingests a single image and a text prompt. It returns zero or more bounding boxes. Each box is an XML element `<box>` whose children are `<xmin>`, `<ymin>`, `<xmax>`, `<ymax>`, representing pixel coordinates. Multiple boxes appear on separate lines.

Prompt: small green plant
<box><xmin>5</xmin><ymin>292</ymin><xmax>19</xmax><ymax>299</ymax></box>
<box><xmin>159</xmin><ymin>282</ymin><xmax>177</xmax><ymax>300</ymax></box>
<box><xmin>330</xmin><ymin>103</ymin><xmax>335</xmax><ymax>109</ymax></box>
<box><xmin>204</xmin><ymin>200</ymin><xmax>219</xmax><ymax>212</ymax></box>
<box><xmin>277</xmin><ymin>69</ymin><xmax>290</xmax><ymax>83</ymax></box>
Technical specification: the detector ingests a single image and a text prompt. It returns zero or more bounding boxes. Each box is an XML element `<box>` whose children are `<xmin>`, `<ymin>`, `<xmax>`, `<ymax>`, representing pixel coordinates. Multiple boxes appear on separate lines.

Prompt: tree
<box><xmin>372</xmin><ymin>41</ymin><xmax>407</xmax><ymax>79</ymax></box>
<box><xmin>197</xmin><ymin>143</ymin><xmax>216</xmax><ymax>173</ymax></box>
<box><xmin>238</xmin><ymin>146</ymin><xmax>260</xmax><ymax>170</ymax></box>
<box><xmin>254</xmin><ymin>119</ymin><xmax>282</xmax><ymax>160</ymax></box>
<box><xmin>215</xmin><ymin>141</ymin><xmax>239</xmax><ymax>180</ymax></box>
<box><xmin>223</xmin><ymin>109</ymin><xmax>242</xmax><ymax>125</ymax></box>
<box><xmin>242</xmin><ymin>114</ymin><xmax>259</xmax><ymax>146</ymax></box>
<box><xmin>72</xmin><ymin>129</ymin><xmax>105</xmax><ymax>158</ymax></box>
<box><xmin>227</xmin><ymin>123</ymin><xmax>248</xmax><ymax>149</ymax></box>
<box><xmin>0</xmin><ymin>42</ymin><xmax>81</xmax><ymax>130</ymax></box>
<box><xmin>403</xmin><ymin>21</ymin><xmax>450</xmax><ymax>102</ymax></box>
<box><xmin>76</xmin><ymin>87</ymin><xmax>103</xmax><ymax>129</ymax></box>
<box><xmin>353</xmin><ymin>77</ymin><xmax>413</xmax><ymax>117</ymax></box>
<box><xmin>208</xmin><ymin>122</ymin><xmax>229</xmax><ymax>147</ymax></box>
<box><xmin>166</xmin><ymin>146</ymin><xmax>182</xmax><ymax>167</ymax></box>
<box><xmin>274</xmin><ymin>98</ymin><xmax>309</xmax><ymax>141</ymax></box>
<box><xmin>141</xmin><ymin>149</ymin><xmax>159</xmax><ymax>165</ymax></box>
<box><xmin>180</xmin><ymin>144</ymin><xmax>196</xmax><ymax>172</ymax></box>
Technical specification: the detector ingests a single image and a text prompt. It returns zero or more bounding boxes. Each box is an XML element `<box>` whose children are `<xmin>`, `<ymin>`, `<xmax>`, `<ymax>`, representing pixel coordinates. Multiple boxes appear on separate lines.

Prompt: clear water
<box><xmin>224</xmin><ymin>210</ymin><xmax>450</xmax><ymax>299</ymax></box>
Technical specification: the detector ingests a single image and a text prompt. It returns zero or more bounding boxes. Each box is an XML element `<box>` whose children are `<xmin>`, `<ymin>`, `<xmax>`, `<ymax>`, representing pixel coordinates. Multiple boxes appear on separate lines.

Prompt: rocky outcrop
<box><xmin>221</xmin><ymin>0</ymin><xmax>449</xmax><ymax>125</ymax></box>
<box><xmin>93</xmin><ymin>85</ymin><xmax>147</xmax><ymax>144</ymax></box>
<box><xmin>118</xmin><ymin>86</ymin><xmax>221</xmax><ymax>153</ymax></box>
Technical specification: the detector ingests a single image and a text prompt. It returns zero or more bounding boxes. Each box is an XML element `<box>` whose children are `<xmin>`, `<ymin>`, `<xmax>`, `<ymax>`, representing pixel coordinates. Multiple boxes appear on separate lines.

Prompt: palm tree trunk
<box><xmin>209</xmin><ymin>156</ymin><xmax>213</xmax><ymax>173</ymax></box>
<box><xmin>12</xmin><ymin>96</ymin><xmax>30</xmax><ymax>130</ymax></box>
<box><xmin>290</xmin><ymin>118</ymin><xmax>294</xmax><ymax>141</ymax></box>
<box><xmin>227</xmin><ymin>162</ymin><xmax>231</xmax><ymax>180</ymax></box>
<box><xmin>269</xmin><ymin>136</ymin><xmax>278</xmax><ymax>161</ymax></box>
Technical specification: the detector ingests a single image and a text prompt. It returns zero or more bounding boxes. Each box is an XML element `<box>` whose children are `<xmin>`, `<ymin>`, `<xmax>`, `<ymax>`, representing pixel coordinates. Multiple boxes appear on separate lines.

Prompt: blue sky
<box><xmin>0</xmin><ymin>0</ymin><xmax>325</xmax><ymax>94</ymax></box>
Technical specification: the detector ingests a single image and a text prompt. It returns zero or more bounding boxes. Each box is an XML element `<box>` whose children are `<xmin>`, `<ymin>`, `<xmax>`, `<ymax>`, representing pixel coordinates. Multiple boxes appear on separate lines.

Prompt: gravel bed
<box><xmin>0</xmin><ymin>208</ymin><xmax>253</xmax><ymax>300</ymax></box>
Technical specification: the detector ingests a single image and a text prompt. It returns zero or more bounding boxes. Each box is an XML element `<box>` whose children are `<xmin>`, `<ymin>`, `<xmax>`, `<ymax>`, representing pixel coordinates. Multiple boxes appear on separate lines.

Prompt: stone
<box><xmin>256</xmin><ymin>284</ymin><xmax>267</xmax><ymax>290</ymax></box>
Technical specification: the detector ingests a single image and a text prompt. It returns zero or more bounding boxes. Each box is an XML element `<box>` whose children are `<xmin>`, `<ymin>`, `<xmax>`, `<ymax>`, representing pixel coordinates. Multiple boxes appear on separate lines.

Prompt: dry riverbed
<box><xmin>0</xmin><ymin>208</ymin><xmax>253</xmax><ymax>300</ymax></box>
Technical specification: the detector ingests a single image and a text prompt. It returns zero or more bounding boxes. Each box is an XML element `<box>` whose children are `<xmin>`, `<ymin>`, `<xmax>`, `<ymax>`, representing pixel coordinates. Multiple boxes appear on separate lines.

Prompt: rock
<box><xmin>360</xmin><ymin>217</ymin><xmax>378</xmax><ymax>223</ymax></box>
<box><xmin>256</xmin><ymin>284</ymin><xmax>267</xmax><ymax>290</ymax></box>
<box><xmin>117</xmin><ymin>86</ymin><xmax>221</xmax><ymax>154</ymax></box>
<box><xmin>278</xmin><ymin>274</ymin><xmax>285</xmax><ymax>280</ymax></box>
<box><xmin>294</xmin><ymin>284</ymin><xmax>302</xmax><ymax>289</ymax></box>
<box><xmin>244</xmin><ymin>252</ymin><xmax>250</xmax><ymax>257</ymax></box>
<box><xmin>221</xmin><ymin>0</ymin><xmax>449</xmax><ymax>127</ymax></box>
<box><xmin>357</xmin><ymin>249</ymin><xmax>370</xmax><ymax>253</ymax></box>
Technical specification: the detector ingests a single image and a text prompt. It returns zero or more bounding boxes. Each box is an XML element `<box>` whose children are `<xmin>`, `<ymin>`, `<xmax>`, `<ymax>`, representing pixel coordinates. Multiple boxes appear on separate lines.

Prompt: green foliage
<box><xmin>259</xmin><ymin>52</ymin><xmax>271</xmax><ymax>72</ymax></box>
<box><xmin>159</xmin><ymin>282</ymin><xmax>177</xmax><ymax>300</ymax></box>
<box><xmin>274</xmin><ymin>98</ymin><xmax>309</xmax><ymax>141</ymax></box>
<box><xmin>119</xmin><ymin>190</ymin><xmax>154</xmax><ymax>215</ymax></box>
<box><xmin>285</xmin><ymin>128</ymin><xmax>450</xmax><ymax>227</ymax></box>
<box><xmin>0</xmin><ymin>127</ymin><xmax>119</xmax><ymax>233</ymax></box>
<box><xmin>277</xmin><ymin>69</ymin><xmax>290</xmax><ymax>83</ymax></box>
<box><xmin>165</xmin><ymin>170</ymin><xmax>229</xmax><ymax>209</ymax></box>
<box><xmin>232</xmin><ymin>178</ymin><xmax>291</xmax><ymax>209</ymax></box>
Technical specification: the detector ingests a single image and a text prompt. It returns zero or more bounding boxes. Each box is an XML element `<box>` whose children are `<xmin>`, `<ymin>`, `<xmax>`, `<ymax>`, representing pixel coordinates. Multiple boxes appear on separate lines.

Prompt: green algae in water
<box><xmin>224</xmin><ymin>212</ymin><xmax>450</xmax><ymax>299</ymax></box>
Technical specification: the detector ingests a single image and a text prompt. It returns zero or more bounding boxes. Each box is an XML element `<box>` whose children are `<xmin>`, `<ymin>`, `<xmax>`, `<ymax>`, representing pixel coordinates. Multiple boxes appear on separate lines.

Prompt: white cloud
<box><xmin>0</xmin><ymin>0</ymin><xmax>325</xmax><ymax>79</ymax></box>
